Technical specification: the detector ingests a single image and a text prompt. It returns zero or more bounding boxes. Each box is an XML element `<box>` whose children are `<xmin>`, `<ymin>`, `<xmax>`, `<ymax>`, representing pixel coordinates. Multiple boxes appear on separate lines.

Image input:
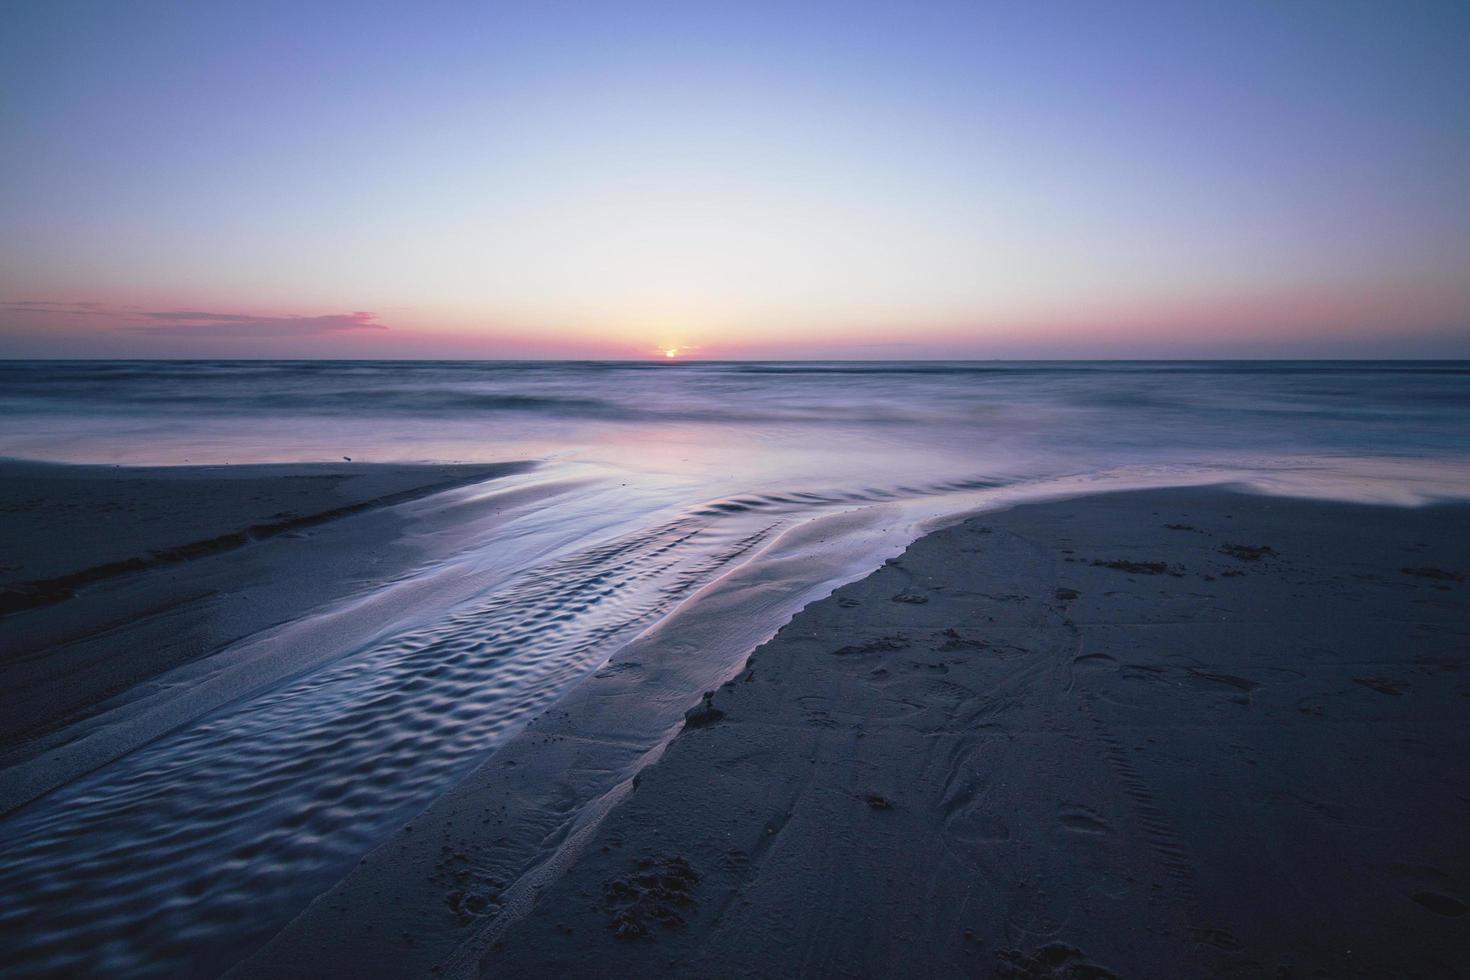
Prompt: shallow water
<box><xmin>1</xmin><ymin>360</ymin><xmax>1468</xmax><ymax>975</ymax></box>
<box><xmin>6</xmin><ymin>360</ymin><xmax>1470</xmax><ymax>479</ymax></box>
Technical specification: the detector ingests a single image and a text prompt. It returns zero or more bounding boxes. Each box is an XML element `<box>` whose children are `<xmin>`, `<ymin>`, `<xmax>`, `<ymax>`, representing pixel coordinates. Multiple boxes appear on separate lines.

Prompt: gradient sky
<box><xmin>3</xmin><ymin>0</ymin><xmax>1469</xmax><ymax>358</ymax></box>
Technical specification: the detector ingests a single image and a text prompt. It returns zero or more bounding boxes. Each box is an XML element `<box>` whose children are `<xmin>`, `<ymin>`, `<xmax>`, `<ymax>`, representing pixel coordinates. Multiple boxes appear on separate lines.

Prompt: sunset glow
<box><xmin>4</xmin><ymin>5</ymin><xmax>1470</xmax><ymax>975</ymax></box>
<box><xmin>2</xmin><ymin>1</ymin><xmax>1468</xmax><ymax>358</ymax></box>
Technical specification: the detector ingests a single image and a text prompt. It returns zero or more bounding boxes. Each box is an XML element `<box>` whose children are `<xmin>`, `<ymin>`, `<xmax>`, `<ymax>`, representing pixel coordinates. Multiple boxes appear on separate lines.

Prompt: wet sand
<box><xmin>5</xmin><ymin>480</ymin><xmax>1469</xmax><ymax>977</ymax></box>
<box><xmin>451</xmin><ymin>488</ymin><xmax>1470</xmax><ymax>979</ymax></box>
<box><xmin>0</xmin><ymin>460</ymin><xmax>530</xmax><ymax>801</ymax></box>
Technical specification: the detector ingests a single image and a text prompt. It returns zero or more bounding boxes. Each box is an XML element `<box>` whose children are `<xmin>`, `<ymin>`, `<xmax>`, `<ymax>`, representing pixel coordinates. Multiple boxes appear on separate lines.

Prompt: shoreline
<box><xmin>0</xmin><ymin>460</ymin><xmax>534</xmax><ymax>616</ymax></box>
<box><xmin>3</xmin><ymin>479</ymin><xmax>1468</xmax><ymax>976</ymax></box>
<box><xmin>0</xmin><ymin>460</ymin><xmax>532</xmax><ymax>780</ymax></box>
<box><xmin>453</xmin><ymin>487</ymin><xmax>1470</xmax><ymax>978</ymax></box>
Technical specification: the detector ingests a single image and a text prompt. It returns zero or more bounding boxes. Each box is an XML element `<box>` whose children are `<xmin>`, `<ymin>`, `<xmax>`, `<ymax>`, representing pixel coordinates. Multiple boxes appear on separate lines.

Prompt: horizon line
<box><xmin>4</xmin><ymin>355</ymin><xmax>1469</xmax><ymax>364</ymax></box>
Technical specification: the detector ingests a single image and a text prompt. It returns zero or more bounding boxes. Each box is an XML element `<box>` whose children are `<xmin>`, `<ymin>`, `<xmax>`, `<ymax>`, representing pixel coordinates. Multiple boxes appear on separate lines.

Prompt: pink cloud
<box><xmin>128</xmin><ymin>310</ymin><xmax>386</xmax><ymax>337</ymax></box>
<box><xmin>1</xmin><ymin>301</ymin><xmax>388</xmax><ymax>338</ymax></box>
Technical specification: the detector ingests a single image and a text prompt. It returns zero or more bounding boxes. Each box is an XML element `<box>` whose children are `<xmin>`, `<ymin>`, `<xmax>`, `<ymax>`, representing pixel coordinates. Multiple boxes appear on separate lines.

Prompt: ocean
<box><xmin>5</xmin><ymin>359</ymin><xmax>1470</xmax><ymax>484</ymax></box>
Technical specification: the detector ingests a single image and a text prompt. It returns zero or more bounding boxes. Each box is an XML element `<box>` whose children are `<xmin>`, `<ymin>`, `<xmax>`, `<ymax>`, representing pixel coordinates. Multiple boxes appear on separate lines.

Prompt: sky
<box><xmin>2</xmin><ymin>0</ymin><xmax>1468</xmax><ymax>359</ymax></box>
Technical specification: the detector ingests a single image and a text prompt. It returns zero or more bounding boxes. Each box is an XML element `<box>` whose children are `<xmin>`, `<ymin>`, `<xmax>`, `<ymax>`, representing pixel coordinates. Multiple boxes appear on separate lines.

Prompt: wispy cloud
<box><xmin>129</xmin><ymin>310</ymin><xmax>386</xmax><ymax>337</ymax></box>
<box><xmin>0</xmin><ymin>300</ymin><xmax>136</xmax><ymax>317</ymax></box>
<box><xmin>1</xmin><ymin>301</ymin><xmax>388</xmax><ymax>337</ymax></box>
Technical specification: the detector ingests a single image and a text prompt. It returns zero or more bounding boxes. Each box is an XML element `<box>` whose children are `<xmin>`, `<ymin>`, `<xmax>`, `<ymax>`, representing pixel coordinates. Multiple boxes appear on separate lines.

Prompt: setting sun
<box><xmin>663</xmin><ymin>348</ymin><xmax>679</xmax><ymax>359</ymax></box>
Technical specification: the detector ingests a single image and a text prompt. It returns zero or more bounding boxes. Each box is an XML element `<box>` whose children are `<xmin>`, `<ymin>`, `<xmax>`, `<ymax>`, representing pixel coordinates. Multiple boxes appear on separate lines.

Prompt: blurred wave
<box><xmin>2</xmin><ymin>360</ymin><xmax>1469</xmax><ymax>462</ymax></box>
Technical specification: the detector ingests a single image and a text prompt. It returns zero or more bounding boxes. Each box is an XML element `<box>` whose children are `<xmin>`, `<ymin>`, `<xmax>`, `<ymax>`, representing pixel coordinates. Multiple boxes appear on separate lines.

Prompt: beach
<box><xmin>7</xmin><ymin>0</ymin><xmax>1470</xmax><ymax>972</ymax></box>
<box><xmin>2</xmin><ymin>363</ymin><xmax>1469</xmax><ymax>976</ymax></box>
<box><xmin>0</xmin><ymin>460</ymin><xmax>530</xmax><ymax>778</ymax></box>
<box><xmin>8</xmin><ymin>0</ymin><xmax>1470</xmax><ymax>975</ymax></box>
<box><xmin>459</xmin><ymin>488</ymin><xmax>1470</xmax><ymax>979</ymax></box>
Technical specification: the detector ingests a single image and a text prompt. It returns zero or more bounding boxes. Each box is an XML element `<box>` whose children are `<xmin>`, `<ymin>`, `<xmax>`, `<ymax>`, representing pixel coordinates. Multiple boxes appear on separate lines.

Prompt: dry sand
<box><xmin>458</xmin><ymin>488</ymin><xmax>1470</xmax><ymax>978</ymax></box>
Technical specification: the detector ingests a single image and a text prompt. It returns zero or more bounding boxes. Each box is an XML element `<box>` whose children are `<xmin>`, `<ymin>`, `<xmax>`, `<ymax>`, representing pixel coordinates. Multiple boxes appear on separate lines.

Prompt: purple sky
<box><xmin>3</xmin><ymin>0</ymin><xmax>1468</xmax><ymax>358</ymax></box>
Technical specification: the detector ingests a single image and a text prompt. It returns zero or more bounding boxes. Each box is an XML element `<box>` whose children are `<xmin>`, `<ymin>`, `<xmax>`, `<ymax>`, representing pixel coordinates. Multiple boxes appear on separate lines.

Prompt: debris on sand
<box><xmin>996</xmin><ymin>942</ymin><xmax>1119</xmax><ymax>979</ymax></box>
<box><xmin>682</xmin><ymin>692</ymin><xmax>725</xmax><ymax>729</ymax></box>
<box><xmin>1401</xmin><ymin>566</ymin><xmax>1464</xmax><ymax>583</ymax></box>
<box><xmin>834</xmin><ymin>635</ymin><xmax>909</xmax><ymax>656</ymax></box>
<box><xmin>1411</xmin><ymin>891</ymin><xmax>1468</xmax><ymax>917</ymax></box>
<box><xmin>1219</xmin><ymin>543</ymin><xmax>1276</xmax><ymax>561</ymax></box>
<box><xmin>1091</xmin><ymin>559</ymin><xmax>1177</xmax><ymax>576</ymax></box>
<box><xmin>934</xmin><ymin>627</ymin><xmax>990</xmax><ymax>653</ymax></box>
<box><xmin>1353</xmin><ymin>676</ymin><xmax>1403</xmax><ymax>697</ymax></box>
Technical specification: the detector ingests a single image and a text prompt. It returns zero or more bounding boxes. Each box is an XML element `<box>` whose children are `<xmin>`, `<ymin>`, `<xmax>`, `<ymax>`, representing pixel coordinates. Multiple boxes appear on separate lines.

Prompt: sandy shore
<box><xmin>0</xmin><ymin>460</ymin><xmax>529</xmax><ymax>784</ymax></box>
<box><xmin>6</xmin><ymin>481</ymin><xmax>1469</xmax><ymax>976</ymax></box>
<box><xmin>438</xmin><ymin>488</ymin><xmax>1470</xmax><ymax>978</ymax></box>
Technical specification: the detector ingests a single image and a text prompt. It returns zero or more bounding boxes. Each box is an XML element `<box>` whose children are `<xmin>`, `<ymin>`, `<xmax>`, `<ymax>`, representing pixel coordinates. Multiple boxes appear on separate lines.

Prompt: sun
<box><xmin>663</xmin><ymin>348</ymin><xmax>679</xmax><ymax>359</ymax></box>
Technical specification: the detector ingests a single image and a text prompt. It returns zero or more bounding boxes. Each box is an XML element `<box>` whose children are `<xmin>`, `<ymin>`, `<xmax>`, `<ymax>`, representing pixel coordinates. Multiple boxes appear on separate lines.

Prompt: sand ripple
<box><xmin>0</xmin><ymin>510</ymin><xmax>775</xmax><ymax>976</ymax></box>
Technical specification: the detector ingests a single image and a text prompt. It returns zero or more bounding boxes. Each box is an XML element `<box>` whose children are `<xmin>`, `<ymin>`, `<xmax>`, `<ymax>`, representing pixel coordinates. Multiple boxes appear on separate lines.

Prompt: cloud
<box><xmin>128</xmin><ymin>310</ymin><xmax>387</xmax><ymax>337</ymax></box>
<box><xmin>0</xmin><ymin>300</ymin><xmax>131</xmax><ymax>316</ymax></box>
<box><xmin>1</xmin><ymin>300</ymin><xmax>388</xmax><ymax>337</ymax></box>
